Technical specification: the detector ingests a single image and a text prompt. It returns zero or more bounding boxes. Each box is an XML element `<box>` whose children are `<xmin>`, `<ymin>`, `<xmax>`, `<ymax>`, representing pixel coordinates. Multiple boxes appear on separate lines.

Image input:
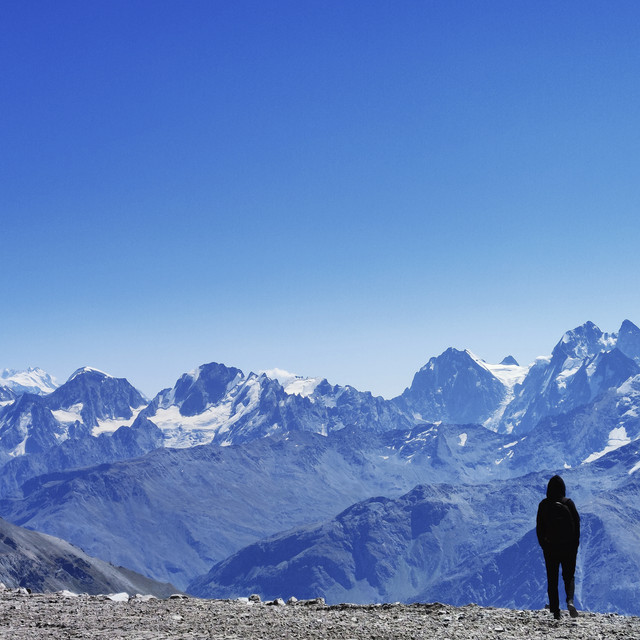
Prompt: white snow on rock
<box><xmin>151</xmin><ymin>375</ymin><xmax>263</xmax><ymax>448</ymax></box>
<box><xmin>51</xmin><ymin>403</ymin><xmax>84</xmax><ymax>425</ymax></box>
<box><xmin>583</xmin><ymin>427</ymin><xmax>632</xmax><ymax>464</ymax></box>
<box><xmin>106</xmin><ymin>592</ymin><xmax>129</xmax><ymax>602</ymax></box>
<box><xmin>67</xmin><ymin>367</ymin><xmax>112</xmax><ymax>382</ymax></box>
<box><xmin>92</xmin><ymin>407</ymin><xmax>146</xmax><ymax>436</ymax></box>
<box><xmin>261</xmin><ymin>368</ymin><xmax>323</xmax><ymax>398</ymax></box>
<box><xmin>470</xmin><ymin>355</ymin><xmax>529</xmax><ymax>390</ymax></box>
<box><xmin>0</xmin><ymin>367</ymin><xmax>58</xmax><ymax>395</ymax></box>
<box><xmin>457</xmin><ymin>433</ymin><xmax>467</xmax><ymax>447</ymax></box>
<box><xmin>463</xmin><ymin>351</ymin><xmax>530</xmax><ymax>432</ymax></box>
<box><xmin>629</xmin><ymin>460</ymin><xmax>640</xmax><ymax>475</ymax></box>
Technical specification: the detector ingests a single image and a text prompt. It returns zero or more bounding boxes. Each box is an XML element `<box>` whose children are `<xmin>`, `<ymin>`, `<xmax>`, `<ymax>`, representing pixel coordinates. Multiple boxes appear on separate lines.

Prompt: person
<box><xmin>536</xmin><ymin>475</ymin><xmax>580</xmax><ymax>620</ymax></box>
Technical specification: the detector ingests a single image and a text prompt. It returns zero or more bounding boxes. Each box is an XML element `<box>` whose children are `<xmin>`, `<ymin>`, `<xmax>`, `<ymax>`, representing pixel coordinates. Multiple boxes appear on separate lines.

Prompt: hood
<box><xmin>546</xmin><ymin>475</ymin><xmax>566</xmax><ymax>501</ymax></box>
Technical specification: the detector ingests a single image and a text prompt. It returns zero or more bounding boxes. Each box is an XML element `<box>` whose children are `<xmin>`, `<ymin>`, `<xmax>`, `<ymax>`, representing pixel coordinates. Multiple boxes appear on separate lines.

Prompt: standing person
<box><xmin>536</xmin><ymin>475</ymin><xmax>580</xmax><ymax>620</ymax></box>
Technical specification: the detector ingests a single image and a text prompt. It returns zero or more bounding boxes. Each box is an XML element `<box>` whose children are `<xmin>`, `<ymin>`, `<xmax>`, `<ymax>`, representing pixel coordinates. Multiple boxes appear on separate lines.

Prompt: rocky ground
<box><xmin>0</xmin><ymin>589</ymin><xmax>638</xmax><ymax>640</ymax></box>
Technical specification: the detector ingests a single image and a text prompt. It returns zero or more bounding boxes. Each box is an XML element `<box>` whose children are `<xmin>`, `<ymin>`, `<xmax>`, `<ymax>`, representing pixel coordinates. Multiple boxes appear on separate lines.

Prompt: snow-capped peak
<box><xmin>555</xmin><ymin>321</ymin><xmax>616</xmax><ymax>361</ymax></box>
<box><xmin>0</xmin><ymin>367</ymin><xmax>59</xmax><ymax>395</ymax></box>
<box><xmin>464</xmin><ymin>350</ymin><xmax>529</xmax><ymax>390</ymax></box>
<box><xmin>260</xmin><ymin>368</ymin><xmax>323</xmax><ymax>398</ymax></box>
<box><xmin>66</xmin><ymin>367</ymin><xmax>112</xmax><ymax>383</ymax></box>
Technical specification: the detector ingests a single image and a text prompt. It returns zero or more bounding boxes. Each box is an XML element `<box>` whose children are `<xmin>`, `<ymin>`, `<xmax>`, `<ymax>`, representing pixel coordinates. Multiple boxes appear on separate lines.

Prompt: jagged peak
<box><xmin>260</xmin><ymin>368</ymin><xmax>324</xmax><ymax>398</ymax></box>
<box><xmin>500</xmin><ymin>355</ymin><xmax>519</xmax><ymax>366</ymax></box>
<box><xmin>561</xmin><ymin>320</ymin><xmax>602</xmax><ymax>341</ymax></box>
<box><xmin>619</xmin><ymin>319</ymin><xmax>640</xmax><ymax>335</ymax></box>
<box><xmin>553</xmin><ymin>321</ymin><xmax>615</xmax><ymax>360</ymax></box>
<box><xmin>0</xmin><ymin>367</ymin><xmax>58</xmax><ymax>395</ymax></box>
<box><xmin>187</xmin><ymin>362</ymin><xmax>244</xmax><ymax>381</ymax></box>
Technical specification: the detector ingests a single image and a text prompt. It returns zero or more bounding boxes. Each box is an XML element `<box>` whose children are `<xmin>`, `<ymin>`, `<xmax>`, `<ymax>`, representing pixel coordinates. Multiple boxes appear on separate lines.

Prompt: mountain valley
<box><xmin>2</xmin><ymin>320</ymin><xmax>640</xmax><ymax>613</ymax></box>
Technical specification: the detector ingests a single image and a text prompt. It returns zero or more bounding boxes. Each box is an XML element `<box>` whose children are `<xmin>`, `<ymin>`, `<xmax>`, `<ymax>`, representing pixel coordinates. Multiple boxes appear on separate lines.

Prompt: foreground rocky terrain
<box><xmin>0</xmin><ymin>589</ymin><xmax>638</xmax><ymax>640</ymax></box>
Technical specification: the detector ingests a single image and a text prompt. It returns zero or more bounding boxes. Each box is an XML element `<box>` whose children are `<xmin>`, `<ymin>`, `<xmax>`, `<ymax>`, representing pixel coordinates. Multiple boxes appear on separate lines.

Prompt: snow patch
<box><xmin>106</xmin><ymin>593</ymin><xmax>129</xmax><ymax>602</ymax></box>
<box><xmin>92</xmin><ymin>407</ymin><xmax>146</xmax><ymax>436</ymax></box>
<box><xmin>583</xmin><ymin>427</ymin><xmax>631</xmax><ymax>464</ymax></box>
<box><xmin>0</xmin><ymin>367</ymin><xmax>58</xmax><ymax>395</ymax></box>
<box><xmin>476</xmin><ymin>361</ymin><xmax>529</xmax><ymax>389</ymax></box>
<box><xmin>629</xmin><ymin>460</ymin><xmax>640</xmax><ymax>475</ymax></box>
<box><xmin>556</xmin><ymin>359</ymin><xmax>582</xmax><ymax>391</ymax></box>
<box><xmin>8</xmin><ymin>436</ymin><xmax>28</xmax><ymax>458</ymax></box>
<box><xmin>466</xmin><ymin>351</ymin><xmax>529</xmax><ymax>432</ymax></box>
<box><xmin>51</xmin><ymin>403</ymin><xmax>84</xmax><ymax>424</ymax></box>
<box><xmin>260</xmin><ymin>368</ymin><xmax>323</xmax><ymax>398</ymax></box>
<box><xmin>458</xmin><ymin>433</ymin><xmax>467</xmax><ymax>447</ymax></box>
<box><xmin>151</xmin><ymin>376</ymin><xmax>262</xmax><ymax>448</ymax></box>
<box><xmin>67</xmin><ymin>367</ymin><xmax>111</xmax><ymax>382</ymax></box>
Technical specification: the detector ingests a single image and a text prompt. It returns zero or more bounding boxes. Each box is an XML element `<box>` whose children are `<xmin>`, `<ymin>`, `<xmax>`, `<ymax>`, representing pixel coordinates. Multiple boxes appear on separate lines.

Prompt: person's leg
<box><xmin>544</xmin><ymin>549</ymin><xmax>561</xmax><ymax>616</ymax></box>
<box><xmin>561</xmin><ymin>550</ymin><xmax>578</xmax><ymax>617</ymax></box>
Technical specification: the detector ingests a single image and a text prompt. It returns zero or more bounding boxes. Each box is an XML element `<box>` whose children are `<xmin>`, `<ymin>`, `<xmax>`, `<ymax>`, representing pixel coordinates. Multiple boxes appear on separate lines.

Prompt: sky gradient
<box><xmin>3</xmin><ymin>1</ymin><xmax>640</xmax><ymax>398</ymax></box>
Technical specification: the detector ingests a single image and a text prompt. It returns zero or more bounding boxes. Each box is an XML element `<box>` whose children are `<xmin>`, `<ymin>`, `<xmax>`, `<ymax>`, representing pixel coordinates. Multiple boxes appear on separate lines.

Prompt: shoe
<box><xmin>567</xmin><ymin>601</ymin><xmax>579</xmax><ymax>618</ymax></box>
<box><xmin>553</xmin><ymin>610</ymin><xmax>561</xmax><ymax>620</ymax></box>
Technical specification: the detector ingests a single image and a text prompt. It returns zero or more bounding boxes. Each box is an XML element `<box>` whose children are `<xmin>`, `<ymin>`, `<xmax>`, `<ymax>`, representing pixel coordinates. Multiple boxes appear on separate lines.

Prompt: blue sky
<box><xmin>3</xmin><ymin>1</ymin><xmax>640</xmax><ymax>398</ymax></box>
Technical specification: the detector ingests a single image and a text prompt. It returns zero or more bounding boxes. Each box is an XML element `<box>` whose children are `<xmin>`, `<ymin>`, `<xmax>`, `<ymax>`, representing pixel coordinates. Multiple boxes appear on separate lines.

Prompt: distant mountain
<box><xmin>48</xmin><ymin>367</ymin><xmax>147</xmax><ymax>430</ymax></box>
<box><xmin>0</xmin><ymin>368</ymin><xmax>57</xmax><ymax>397</ymax></box>
<box><xmin>615</xmin><ymin>319</ymin><xmax>640</xmax><ymax>363</ymax></box>
<box><xmin>0</xmin><ymin>387</ymin><xmax>15</xmax><ymax>404</ymax></box>
<box><xmin>392</xmin><ymin>320</ymin><xmax>640</xmax><ymax>436</ymax></box>
<box><xmin>0</xmin><ymin>423</ymin><xmax>515</xmax><ymax>589</ymax></box>
<box><xmin>0</xmin><ymin>415</ymin><xmax>163</xmax><ymax>499</ymax></box>
<box><xmin>0</xmin><ymin>515</ymin><xmax>176</xmax><ymax>596</ymax></box>
<box><xmin>2</xmin><ymin>320</ymin><xmax>638</xmax><ymax>471</ymax></box>
<box><xmin>140</xmin><ymin>362</ymin><xmax>414</xmax><ymax>448</ymax></box>
<box><xmin>0</xmin><ymin>368</ymin><xmax>147</xmax><ymax>467</ymax></box>
<box><xmin>395</xmin><ymin>347</ymin><xmax>528</xmax><ymax>430</ymax></box>
<box><xmin>499</xmin><ymin>322</ymin><xmax>640</xmax><ymax>434</ymax></box>
<box><xmin>190</xmin><ymin>444</ymin><xmax>640</xmax><ymax>615</ymax></box>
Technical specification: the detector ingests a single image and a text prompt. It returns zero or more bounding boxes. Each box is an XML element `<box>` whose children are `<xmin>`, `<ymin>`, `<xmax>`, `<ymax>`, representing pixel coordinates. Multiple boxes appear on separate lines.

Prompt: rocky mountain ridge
<box><xmin>0</xmin><ymin>516</ymin><xmax>175</xmax><ymax>597</ymax></box>
<box><xmin>3</xmin><ymin>320</ymin><xmax>640</xmax><ymax>474</ymax></box>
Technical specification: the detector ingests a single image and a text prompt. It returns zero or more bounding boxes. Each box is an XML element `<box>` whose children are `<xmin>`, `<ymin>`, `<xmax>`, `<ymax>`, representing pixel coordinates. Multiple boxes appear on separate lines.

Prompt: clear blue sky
<box><xmin>3</xmin><ymin>1</ymin><xmax>640</xmax><ymax>398</ymax></box>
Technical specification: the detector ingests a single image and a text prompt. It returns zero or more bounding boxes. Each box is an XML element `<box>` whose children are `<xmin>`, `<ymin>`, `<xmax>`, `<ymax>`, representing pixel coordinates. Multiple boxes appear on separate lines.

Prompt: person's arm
<box><xmin>567</xmin><ymin>499</ymin><xmax>580</xmax><ymax>549</ymax></box>
<box><xmin>536</xmin><ymin>501</ymin><xmax>546</xmax><ymax>549</ymax></box>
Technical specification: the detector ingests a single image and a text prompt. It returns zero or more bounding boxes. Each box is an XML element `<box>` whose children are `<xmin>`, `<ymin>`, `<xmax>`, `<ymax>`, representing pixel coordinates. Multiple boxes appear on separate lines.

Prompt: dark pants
<box><xmin>543</xmin><ymin>547</ymin><xmax>577</xmax><ymax>612</ymax></box>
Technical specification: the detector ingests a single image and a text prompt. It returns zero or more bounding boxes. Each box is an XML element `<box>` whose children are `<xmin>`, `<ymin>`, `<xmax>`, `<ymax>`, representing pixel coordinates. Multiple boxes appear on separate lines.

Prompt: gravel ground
<box><xmin>0</xmin><ymin>589</ymin><xmax>638</xmax><ymax>640</ymax></box>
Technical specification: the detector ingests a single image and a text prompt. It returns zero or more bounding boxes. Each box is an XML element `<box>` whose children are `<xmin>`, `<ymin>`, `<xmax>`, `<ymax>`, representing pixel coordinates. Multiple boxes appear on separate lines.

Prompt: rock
<box><xmin>248</xmin><ymin>594</ymin><xmax>261</xmax><ymax>603</ymax></box>
<box><xmin>0</xmin><ymin>593</ymin><xmax>638</xmax><ymax>639</ymax></box>
<box><xmin>287</xmin><ymin>596</ymin><xmax>298</xmax><ymax>605</ymax></box>
<box><xmin>106</xmin><ymin>592</ymin><xmax>129</xmax><ymax>602</ymax></box>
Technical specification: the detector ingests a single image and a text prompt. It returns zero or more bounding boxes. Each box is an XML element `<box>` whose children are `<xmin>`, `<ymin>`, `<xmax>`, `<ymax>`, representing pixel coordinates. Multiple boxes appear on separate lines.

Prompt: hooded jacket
<box><xmin>536</xmin><ymin>475</ymin><xmax>580</xmax><ymax>551</ymax></box>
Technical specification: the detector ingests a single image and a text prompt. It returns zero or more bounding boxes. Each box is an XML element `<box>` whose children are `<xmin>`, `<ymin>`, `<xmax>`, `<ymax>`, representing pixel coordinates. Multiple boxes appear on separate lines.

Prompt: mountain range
<box><xmin>1</xmin><ymin>320</ymin><xmax>640</xmax><ymax>611</ymax></box>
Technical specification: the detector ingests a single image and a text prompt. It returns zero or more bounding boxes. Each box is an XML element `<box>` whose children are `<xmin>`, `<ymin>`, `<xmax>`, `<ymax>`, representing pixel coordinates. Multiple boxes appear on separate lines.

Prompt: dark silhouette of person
<box><xmin>536</xmin><ymin>475</ymin><xmax>580</xmax><ymax>619</ymax></box>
